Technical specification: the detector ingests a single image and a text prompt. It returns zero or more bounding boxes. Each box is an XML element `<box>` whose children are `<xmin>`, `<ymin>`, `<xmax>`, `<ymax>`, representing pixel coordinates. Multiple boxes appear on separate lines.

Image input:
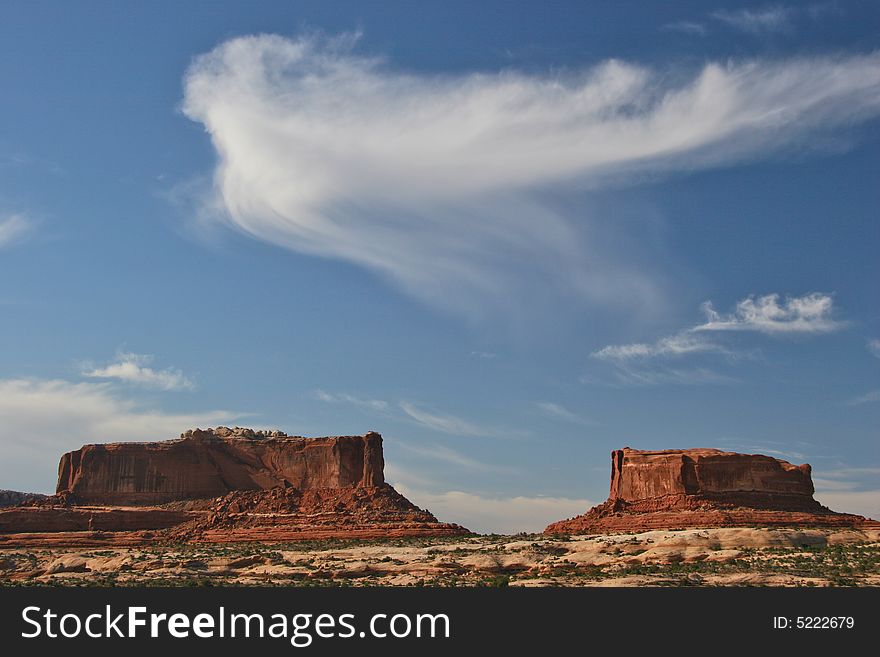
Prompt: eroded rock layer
<box><xmin>0</xmin><ymin>485</ymin><xmax>468</xmax><ymax>547</ymax></box>
<box><xmin>0</xmin><ymin>490</ymin><xmax>48</xmax><ymax>508</ymax></box>
<box><xmin>546</xmin><ymin>447</ymin><xmax>870</xmax><ymax>534</ymax></box>
<box><xmin>56</xmin><ymin>429</ymin><xmax>385</xmax><ymax>505</ymax></box>
<box><xmin>1</xmin><ymin>429</ymin><xmax>469</xmax><ymax>546</ymax></box>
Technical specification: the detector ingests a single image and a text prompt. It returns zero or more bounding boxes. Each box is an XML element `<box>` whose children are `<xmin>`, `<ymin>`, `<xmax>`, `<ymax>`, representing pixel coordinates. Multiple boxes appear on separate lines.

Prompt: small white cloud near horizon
<box><xmin>181</xmin><ymin>33</ymin><xmax>880</xmax><ymax>321</ymax></box>
<box><xmin>535</xmin><ymin>401</ymin><xmax>596</xmax><ymax>426</ymax></box>
<box><xmin>814</xmin><ymin>490</ymin><xmax>880</xmax><ymax>520</ymax></box>
<box><xmin>0</xmin><ymin>377</ymin><xmax>242</xmax><ymax>493</ymax></box>
<box><xmin>82</xmin><ymin>352</ymin><xmax>195</xmax><ymax>391</ymax></box>
<box><xmin>711</xmin><ymin>6</ymin><xmax>795</xmax><ymax>33</ymax></box>
<box><xmin>808</xmin><ymin>464</ymin><xmax>880</xmax><ymax>519</ymax></box>
<box><xmin>393</xmin><ymin>482</ymin><xmax>592</xmax><ymax>534</ymax></box>
<box><xmin>867</xmin><ymin>339</ymin><xmax>880</xmax><ymax>359</ymax></box>
<box><xmin>0</xmin><ymin>214</ymin><xmax>31</xmax><ymax>249</ymax></box>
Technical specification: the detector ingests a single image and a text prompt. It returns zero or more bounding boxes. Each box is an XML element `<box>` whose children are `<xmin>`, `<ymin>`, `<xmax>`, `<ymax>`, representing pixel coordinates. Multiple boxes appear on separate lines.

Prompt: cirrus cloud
<box><xmin>592</xmin><ymin>332</ymin><xmax>727</xmax><ymax>362</ymax></box>
<box><xmin>711</xmin><ymin>6</ymin><xmax>795</xmax><ymax>33</ymax></box>
<box><xmin>0</xmin><ymin>214</ymin><xmax>31</xmax><ymax>249</ymax></box>
<box><xmin>399</xmin><ymin>401</ymin><xmax>498</xmax><ymax>437</ymax></box>
<box><xmin>181</xmin><ymin>34</ymin><xmax>880</xmax><ymax>320</ymax></box>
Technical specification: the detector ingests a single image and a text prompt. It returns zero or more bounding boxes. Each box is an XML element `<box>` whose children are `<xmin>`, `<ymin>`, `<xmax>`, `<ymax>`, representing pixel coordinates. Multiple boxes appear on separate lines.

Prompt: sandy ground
<box><xmin>1</xmin><ymin>526</ymin><xmax>877</xmax><ymax>587</ymax></box>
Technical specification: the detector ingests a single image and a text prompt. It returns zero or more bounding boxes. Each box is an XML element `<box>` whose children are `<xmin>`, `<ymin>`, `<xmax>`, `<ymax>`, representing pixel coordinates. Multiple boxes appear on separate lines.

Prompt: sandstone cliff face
<box><xmin>546</xmin><ymin>447</ymin><xmax>868</xmax><ymax>534</ymax></box>
<box><xmin>607</xmin><ymin>447</ymin><xmax>816</xmax><ymax>512</ymax></box>
<box><xmin>1</xmin><ymin>427</ymin><xmax>469</xmax><ymax>545</ymax></box>
<box><xmin>56</xmin><ymin>429</ymin><xmax>385</xmax><ymax>505</ymax></box>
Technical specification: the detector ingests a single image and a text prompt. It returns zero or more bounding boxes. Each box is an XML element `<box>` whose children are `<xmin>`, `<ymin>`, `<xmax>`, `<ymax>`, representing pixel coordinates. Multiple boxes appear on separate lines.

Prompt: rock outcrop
<box><xmin>57</xmin><ymin>428</ymin><xmax>385</xmax><ymax>505</ymax></box>
<box><xmin>0</xmin><ymin>490</ymin><xmax>48</xmax><ymax>508</ymax></box>
<box><xmin>1</xmin><ymin>428</ymin><xmax>468</xmax><ymax>546</ymax></box>
<box><xmin>546</xmin><ymin>447</ymin><xmax>870</xmax><ymax>534</ymax></box>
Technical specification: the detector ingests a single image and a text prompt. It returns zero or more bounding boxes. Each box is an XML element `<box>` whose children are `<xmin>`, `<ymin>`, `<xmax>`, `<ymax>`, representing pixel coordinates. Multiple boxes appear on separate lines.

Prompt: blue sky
<box><xmin>1</xmin><ymin>1</ymin><xmax>878</xmax><ymax>532</ymax></box>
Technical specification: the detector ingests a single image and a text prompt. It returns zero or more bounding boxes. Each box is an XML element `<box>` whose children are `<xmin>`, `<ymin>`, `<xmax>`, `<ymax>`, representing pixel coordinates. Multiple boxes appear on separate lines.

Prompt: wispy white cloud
<box><xmin>394</xmin><ymin>441</ymin><xmax>504</xmax><ymax>472</ymax></box>
<box><xmin>711</xmin><ymin>6</ymin><xmax>795</xmax><ymax>33</ymax></box>
<box><xmin>314</xmin><ymin>390</ymin><xmax>505</xmax><ymax>438</ymax></box>
<box><xmin>847</xmin><ymin>389</ymin><xmax>880</xmax><ymax>406</ymax></box>
<box><xmin>594</xmin><ymin>292</ymin><xmax>841</xmax><ymax>364</ymax></box>
<box><xmin>716</xmin><ymin>441</ymin><xmax>808</xmax><ymax>461</ymax></box>
<box><xmin>399</xmin><ymin>402</ymin><xmax>497</xmax><ymax>437</ymax></box>
<box><xmin>470</xmin><ymin>351</ymin><xmax>498</xmax><ymax>360</ymax></box>
<box><xmin>82</xmin><ymin>352</ymin><xmax>195</xmax><ymax>391</ymax></box>
<box><xmin>182</xmin><ymin>34</ymin><xmax>880</xmax><ymax>320</ymax></box>
<box><xmin>0</xmin><ymin>214</ymin><xmax>31</xmax><ymax>249</ymax></box>
<box><xmin>0</xmin><ymin>378</ymin><xmax>242</xmax><ymax>492</ymax></box>
<box><xmin>609</xmin><ymin>366</ymin><xmax>738</xmax><ymax>387</ymax></box>
<box><xmin>592</xmin><ymin>332</ymin><xmax>726</xmax><ymax>362</ymax></box>
<box><xmin>694</xmin><ymin>293</ymin><xmax>841</xmax><ymax>334</ymax></box>
<box><xmin>867</xmin><ymin>339</ymin><xmax>880</xmax><ymax>359</ymax></box>
<box><xmin>535</xmin><ymin>401</ymin><xmax>596</xmax><ymax>426</ymax></box>
<box><xmin>820</xmin><ymin>466</ymin><xmax>880</xmax><ymax>479</ymax></box>
<box><xmin>662</xmin><ymin>21</ymin><xmax>707</xmax><ymax>36</ymax></box>
<box><xmin>393</xmin><ymin>482</ymin><xmax>592</xmax><ymax>534</ymax></box>
<box><xmin>589</xmin><ymin>292</ymin><xmax>840</xmax><ymax>385</ymax></box>
<box><xmin>313</xmin><ymin>389</ymin><xmax>389</xmax><ymax>411</ymax></box>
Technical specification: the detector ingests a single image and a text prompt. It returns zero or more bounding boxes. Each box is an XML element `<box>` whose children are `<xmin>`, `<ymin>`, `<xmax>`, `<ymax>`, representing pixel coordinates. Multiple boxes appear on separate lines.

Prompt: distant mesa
<box><xmin>545</xmin><ymin>447</ymin><xmax>875</xmax><ymax>534</ymax></box>
<box><xmin>0</xmin><ymin>490</ymin><xmax>48</xmax><ymax>508</ymax></box>
<box><xmin>0</xmin><ymin>428</ymin><xmax>469</xmax><ymax>546</ymax></box>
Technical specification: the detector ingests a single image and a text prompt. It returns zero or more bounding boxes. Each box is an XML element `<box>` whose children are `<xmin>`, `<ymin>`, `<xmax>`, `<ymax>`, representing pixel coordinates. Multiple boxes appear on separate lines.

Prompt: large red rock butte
<box><xmin>545</xmin><ymin>447</ymin><xmax>873</xmax><ymax>534</ymax></box>
<box><xmin>0</xmin><ymin>428</ymin><xmax>468</xmax><ymax>546</ymax></box>
<box><xmin>56</xmin><ymin>428</ymin><xmax>385</xmax><ymax>505</ymax></box>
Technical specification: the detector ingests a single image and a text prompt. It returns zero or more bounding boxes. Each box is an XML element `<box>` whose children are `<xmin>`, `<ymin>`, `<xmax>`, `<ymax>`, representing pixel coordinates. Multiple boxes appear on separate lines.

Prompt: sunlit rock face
<box><xmin>56</xmin><ymin>429</ymin><xmax>385</xmax><ymax>505</ymax></box>
<box><xmin>607</xmin><ymin>447</ymin><xmax>816</xmax><ymax>512</ymax></box>
<box><xmin>545</xmin><ymin>447</ymin><xmax>870</xmax><ymax>534</ymax></box>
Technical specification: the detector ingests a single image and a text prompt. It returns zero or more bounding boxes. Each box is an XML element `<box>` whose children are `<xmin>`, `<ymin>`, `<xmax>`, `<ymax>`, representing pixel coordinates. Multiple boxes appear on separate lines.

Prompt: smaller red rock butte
<box><xmin>545</xmin><ymin>447</ymin><xmax>874</xmax><ymax>534</ymax></box>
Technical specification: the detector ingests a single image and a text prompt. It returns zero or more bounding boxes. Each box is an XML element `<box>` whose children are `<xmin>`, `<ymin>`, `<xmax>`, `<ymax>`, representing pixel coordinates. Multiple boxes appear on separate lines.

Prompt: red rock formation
<box><xmin>57</xmin><ymin>428</ymin><xmax>385</xmax><ymax>505</ymax></box>
<box><xmin>546</xmin><ymin>447</ymin><xmax>871</xmax><ymax>534</ymax></box>
<box><xmin>0</xmin><ymin>507</ymin><xmax>195</xmax><ymax>534</ymax></box>
<box><xmin>0</xmin><ymin>428</ymin><xmax>469</xmax><ymax>546</ymax></box>
<box><xmin>160</xmin><ymin>484</ymin><xmax>468</xmax><ymax>545</ymax></box>
<box><xmin>607</xmin><ymin>447</ymin><xmax>819</xmax><ymax>512</ymax></box>
<box><xmin>0</xmin><ymin>490</ymin><xmax>48</xmax><ymax>507</ymax></box>
<box><xmin>0</xmin><ymin>485</ymin><xmax>468</xmax><ymax>547</ymax></box>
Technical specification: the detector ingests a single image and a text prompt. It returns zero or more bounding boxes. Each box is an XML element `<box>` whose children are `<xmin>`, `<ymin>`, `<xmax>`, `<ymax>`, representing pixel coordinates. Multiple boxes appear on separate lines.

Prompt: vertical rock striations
<box><xmin>56</xmin><ymin>429</ymin><xmax>385</xmax><ymax>505</ymax></box>
<box><xmin>0</xmin><ymin>428</ymin><xmax>469</xmax><ymax>545</ymax></box>
<box><xmin>546</xmin><ymin>447</ymin><xmax>872</xmax><ymax>534</ymax></box>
